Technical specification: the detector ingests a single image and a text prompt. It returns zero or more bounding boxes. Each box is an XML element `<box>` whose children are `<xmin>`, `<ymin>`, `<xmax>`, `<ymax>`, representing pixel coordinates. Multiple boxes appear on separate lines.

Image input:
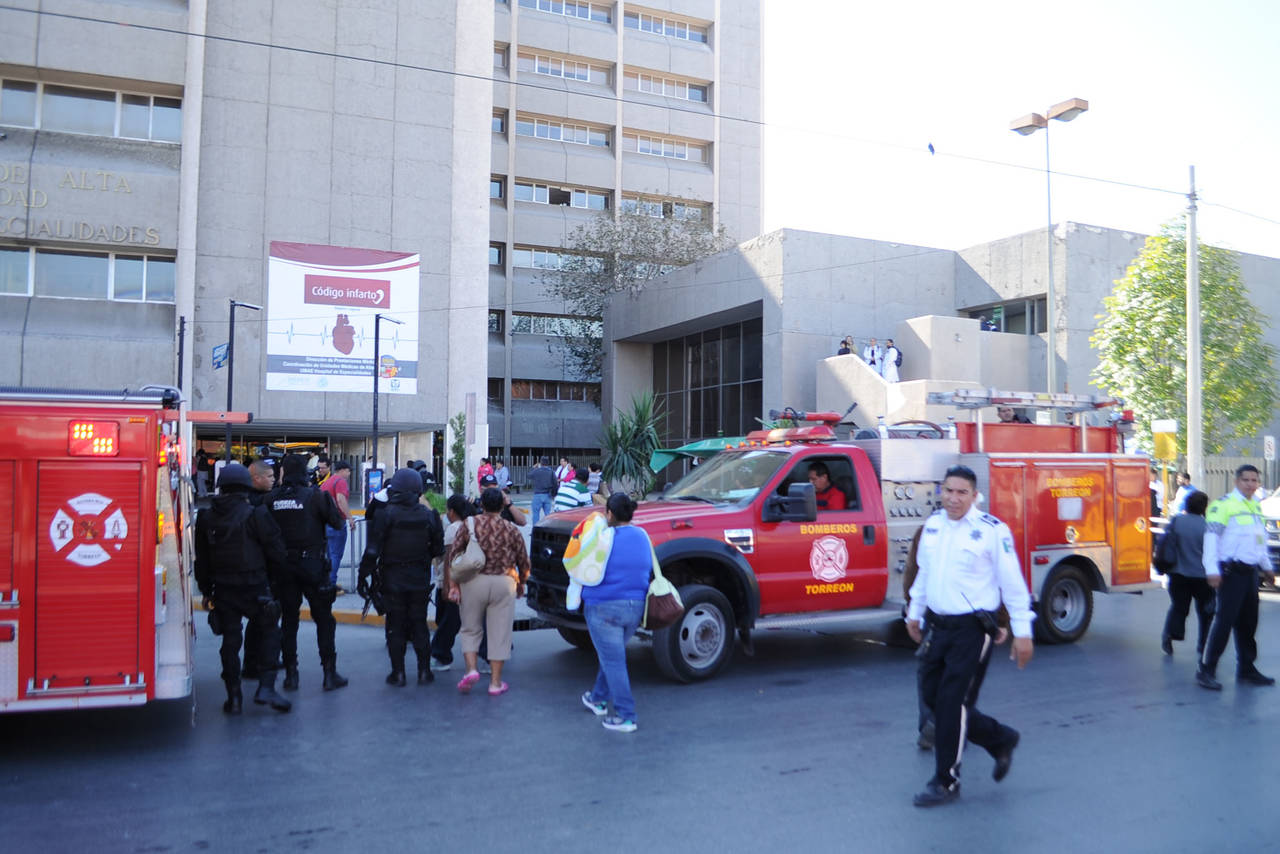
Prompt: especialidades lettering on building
<box><xmin>265</xmin><ymin>241</ymin><xmax>420</xmax><ymax>394</ymax></box>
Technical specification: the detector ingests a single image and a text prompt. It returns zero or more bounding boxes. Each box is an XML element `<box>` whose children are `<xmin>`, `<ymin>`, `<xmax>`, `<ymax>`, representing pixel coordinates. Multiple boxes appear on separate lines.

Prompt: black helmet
<box><xmin>388</xmin><ymin>467</ymin><xmax>423</xmax><ymax>496</ymax></box>
<box><xmin>217</xmin><ymin>462</ymin><xmax>253</xmax><ymax>491</ymax></box>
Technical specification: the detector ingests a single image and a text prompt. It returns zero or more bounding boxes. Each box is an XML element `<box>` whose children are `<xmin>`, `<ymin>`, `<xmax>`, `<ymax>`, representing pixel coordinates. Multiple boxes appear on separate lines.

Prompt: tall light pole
<box><xmin>371</xmin><ymin>312</ymin><xmax>403</xmax><ymax>475</ymax></box>
<box><xmin>1010</xmin><ymin>97</ymin><xmax>1089</xmax><ymax>396</ymax></box>
<box><xmin>225</xmin><ymin>299</ymin><xmax>261</xmax><ymax>461</ymax></box>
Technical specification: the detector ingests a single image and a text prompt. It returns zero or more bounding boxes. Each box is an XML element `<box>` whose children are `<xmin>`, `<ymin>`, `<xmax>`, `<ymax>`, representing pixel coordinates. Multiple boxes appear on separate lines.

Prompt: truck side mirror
<box><xmin>762</xmin><ymin>481</ymin><xmax>818</xmax><ymax>523</ymax></box>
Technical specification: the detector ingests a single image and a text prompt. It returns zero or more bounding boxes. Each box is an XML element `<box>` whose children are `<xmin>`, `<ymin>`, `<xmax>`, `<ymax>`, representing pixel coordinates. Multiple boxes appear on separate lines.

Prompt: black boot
<box><xmin>254</xmin><ymin>674</ymin><xmax>292</xmax><ymax>712</ymax></box>
<box><xmin>283</xmin><ymin>665</ymin><xmax>300</xmax><ymax>691</ymax></box>
<box><xmin>386</xmin><ymin>670</ymin><xmax>407</xmax><ymax>687</ymax></box>
<box><xmin>418</xmin><ymin>663</ymin><xmax>434</xmax><ymax>685</ymax></box>
<box><xmin>222</xmin><ymin>682</ymin><xmax>243</xmax><ymax>715</ymax></box>
<box><xmin>323</xmin><ymin>666</ymin><xmax>349</xmax><ymax>691</ymax></box>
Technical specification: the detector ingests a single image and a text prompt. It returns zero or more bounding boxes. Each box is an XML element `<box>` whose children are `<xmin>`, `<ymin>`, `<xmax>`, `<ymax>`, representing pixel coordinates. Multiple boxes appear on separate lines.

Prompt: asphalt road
<box><xmin>2</xmin><ymin>589</ymin><xmax>1278</xmax><ymax>853</ymax></box>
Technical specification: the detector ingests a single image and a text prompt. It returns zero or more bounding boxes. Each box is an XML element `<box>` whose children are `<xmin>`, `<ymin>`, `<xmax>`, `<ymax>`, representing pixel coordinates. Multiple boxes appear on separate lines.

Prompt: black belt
<box><xmin>1220</xmin><ymin>560</ymin><xmax>1260</xmax><ymax>575</ymax></box>
<box><xmin>925</xmin><ymin>610</ymin><xmax>983</xmax><ymax>629</ymax></box>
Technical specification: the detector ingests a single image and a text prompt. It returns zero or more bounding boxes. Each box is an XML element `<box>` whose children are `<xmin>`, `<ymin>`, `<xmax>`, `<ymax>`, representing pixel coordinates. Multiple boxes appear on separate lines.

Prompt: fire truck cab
<box><xmin>0</xmin><ymin>387</ymin><xmax>195</xmax><ymax>712</ymax></box>
<box><xmin>526</xmin><ymin>389</ymin><xmax>1150</xmax><ymax>682</ymax></box>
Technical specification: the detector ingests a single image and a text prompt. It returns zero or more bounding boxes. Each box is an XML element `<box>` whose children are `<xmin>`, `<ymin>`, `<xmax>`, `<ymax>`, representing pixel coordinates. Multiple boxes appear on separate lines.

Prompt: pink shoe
<box><xmin>488</xmin><ymin>681</ymin><xmax>510</xmax><ymax>696</ymax></box>
<box><xmin>457</xmin><ymin>671</ymin><xmax>480</xmax><ymax>693</ymax></box>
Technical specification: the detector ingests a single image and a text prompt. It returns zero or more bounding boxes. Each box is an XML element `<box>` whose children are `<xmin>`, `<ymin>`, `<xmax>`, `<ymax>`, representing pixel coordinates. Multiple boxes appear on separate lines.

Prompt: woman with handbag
<box><xmin>580</xmin><ymin>492</ymin><xmax>655</xmax><ymax>733</ymax></box>
<box><xmin>445</xmin><ymin>487</ymin><xmax>529</xmax><ymax>695</ymax></box>
<box><xmin>1161</xmin><ymin>490</ymin><xmax>1214</xmax><ymax>656</ymax></box>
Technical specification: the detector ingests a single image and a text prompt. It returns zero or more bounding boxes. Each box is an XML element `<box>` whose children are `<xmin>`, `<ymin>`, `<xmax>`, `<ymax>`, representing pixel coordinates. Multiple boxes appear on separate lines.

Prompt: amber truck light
<box><xmin>68</xmin><ymin>420</ymin><xmax>120</xmax><ymax>456</ymax></box>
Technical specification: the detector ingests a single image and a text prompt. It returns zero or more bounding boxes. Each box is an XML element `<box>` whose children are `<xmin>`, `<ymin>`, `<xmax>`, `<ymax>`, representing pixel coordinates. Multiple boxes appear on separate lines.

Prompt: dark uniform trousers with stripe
<box><xmin>918</xmin><ymin>611</ymin><xmax>1018</xmax><ymax>786</ymax></box>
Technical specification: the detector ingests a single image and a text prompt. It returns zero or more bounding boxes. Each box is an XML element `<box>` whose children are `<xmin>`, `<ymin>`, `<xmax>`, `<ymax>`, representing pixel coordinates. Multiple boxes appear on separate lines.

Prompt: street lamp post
<box><xmin>1010</xmin><ymin>97</ymin><xmax>1089</xmax><ymax>396</ymax></box>
<box><xmin>225</xmin><ymin>299</ymin><xmax>262</xmax><ymax>462</ymax></box>
<box><xmin>371</xmin><ymin>313</ymin><xmax>403</xmax><ymax>475</ymax></box>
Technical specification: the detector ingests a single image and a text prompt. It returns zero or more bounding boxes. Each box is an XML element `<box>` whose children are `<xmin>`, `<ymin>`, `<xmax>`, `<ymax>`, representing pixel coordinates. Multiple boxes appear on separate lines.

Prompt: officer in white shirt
<box><xmin>906</xmin><ymin>465</ymin><xmax>1035</xmax><ymax>807</ymax></box>
<box><xmin>862</xmin><ymin>338</ymin><xmax>883</xmax><ymax>375</ymax></box>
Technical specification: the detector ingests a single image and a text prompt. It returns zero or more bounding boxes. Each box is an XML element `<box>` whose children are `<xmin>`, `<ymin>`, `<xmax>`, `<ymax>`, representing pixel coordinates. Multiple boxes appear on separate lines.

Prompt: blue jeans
<box><xmin>531</xmin><ymin>492</ymin><xmax>553</xmax><ymax>525</ymax></box>
<box><xmin>584</xmin><ymin>598</ymin><xmax>644</xmax><ymax>722</ymax></box>
<box><xmin>326</xmin><ymin>525</ymin><xmax>348</xmax><ymax>585</ymax></box>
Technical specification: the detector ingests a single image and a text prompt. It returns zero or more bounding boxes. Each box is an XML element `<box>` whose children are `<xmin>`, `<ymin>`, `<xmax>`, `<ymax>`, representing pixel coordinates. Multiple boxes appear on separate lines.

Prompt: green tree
<box><xmin>447</xmin><ymin>411</ymin><xmax>466</xmax><ymax>495</ymax></box>
<box><xmin>1090</xmin><ymin>221</ymin><xmax>1278</xmax><ymax>454</ymax></box>
<box><xmin>600</xmin><ymin>391</ymin><xmax>665</xmax><ymax>497</ymax></box>
<box><xmin>542</xmin><ymin>209</ymin><xmax>732</xmax><ymax>380</ymax></box>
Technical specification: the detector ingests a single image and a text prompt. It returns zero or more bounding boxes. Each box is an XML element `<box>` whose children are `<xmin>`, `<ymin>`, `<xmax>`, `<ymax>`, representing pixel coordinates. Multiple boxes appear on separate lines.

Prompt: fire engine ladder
<box><xmin>925</xmin><ymin>388</ymin><xmax>1130</xmax><ymax>453</ymax></box>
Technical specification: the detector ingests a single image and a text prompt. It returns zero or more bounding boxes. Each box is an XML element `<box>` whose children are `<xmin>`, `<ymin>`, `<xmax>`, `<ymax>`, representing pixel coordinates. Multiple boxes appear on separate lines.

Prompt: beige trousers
<box><xmin>459</xmin><ymin>572</ymin><xmax>516</xmax><ymax>661</ymax></box>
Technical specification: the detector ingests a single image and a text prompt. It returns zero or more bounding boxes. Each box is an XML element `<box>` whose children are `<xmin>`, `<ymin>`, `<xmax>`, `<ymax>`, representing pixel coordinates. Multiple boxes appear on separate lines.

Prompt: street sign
<box><xmin>1265</xmin><ymin>435</ymin><xmax>1275</xmax><ymax>462</ymax></box>
<box><xmin>212</xmin><ymin>343</ymin><xmax>228</xmax><ymax>370</ymax></box>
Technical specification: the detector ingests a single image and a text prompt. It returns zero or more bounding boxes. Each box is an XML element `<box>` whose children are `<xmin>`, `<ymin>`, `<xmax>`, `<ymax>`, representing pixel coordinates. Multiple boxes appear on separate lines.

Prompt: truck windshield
<box><xmin>664</xmin><ymin>450</ymin><xmax>787</xmax><ymax>504</ymax></box>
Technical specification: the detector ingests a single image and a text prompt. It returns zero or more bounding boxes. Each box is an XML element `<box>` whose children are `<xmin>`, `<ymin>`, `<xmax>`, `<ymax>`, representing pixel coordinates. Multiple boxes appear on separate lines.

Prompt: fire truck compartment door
<box><xmin>35</xmin><ymin>463</ymin><xmax>142</xmax><ymax>690</ymax></box>
<box><xmin>1111</xmin><ymin>461</ymin><xmax>1152</xmax><ymax>586</ymax></box>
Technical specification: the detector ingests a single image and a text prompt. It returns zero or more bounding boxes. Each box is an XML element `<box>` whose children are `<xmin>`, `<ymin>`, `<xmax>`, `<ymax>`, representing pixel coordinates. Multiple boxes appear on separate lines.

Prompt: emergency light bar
<box><xmin>68</xmin><ymin>420</ymin><xmax>119</xmax><ymax>456</ymax></box>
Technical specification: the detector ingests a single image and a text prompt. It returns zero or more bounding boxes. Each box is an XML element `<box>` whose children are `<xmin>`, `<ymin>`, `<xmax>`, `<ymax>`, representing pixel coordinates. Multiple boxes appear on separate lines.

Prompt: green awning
<box><xmin>649</xmin><ymin>437</ymin><xmax>747</xmax><ymax>472</ymax></box>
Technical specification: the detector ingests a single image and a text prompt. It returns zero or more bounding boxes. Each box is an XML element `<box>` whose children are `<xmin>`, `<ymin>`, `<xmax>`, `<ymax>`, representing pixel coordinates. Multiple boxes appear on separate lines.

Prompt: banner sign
<box><xmin>265</xmin><ymin>242</ymin><xmax>419</xmax><ymax>394</ymax></box>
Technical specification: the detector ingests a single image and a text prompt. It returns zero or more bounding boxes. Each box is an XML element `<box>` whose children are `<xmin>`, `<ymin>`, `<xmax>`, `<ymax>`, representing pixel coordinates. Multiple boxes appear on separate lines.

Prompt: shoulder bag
<box><xmin>642</xmin><ymin>562</ymin><xmax>685</xmax><ymax>630</ymax></box>
<box><xmin>450</xmin><ymin>516</ymin><xmax>486</xmax><ymax>585</ymax></box>
<box><xmin>1153</xmin><ymin>522</ymin><xmax>1179</xmax><ymax>574</ymax></box>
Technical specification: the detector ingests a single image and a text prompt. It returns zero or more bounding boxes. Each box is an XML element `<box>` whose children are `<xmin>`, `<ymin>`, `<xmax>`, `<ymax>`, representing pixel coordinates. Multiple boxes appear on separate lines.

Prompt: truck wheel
<box><xmin>556</xmin><ymin>626</ymin><xmax>594</xmax><ymax>651</ymax></box>
<box><xmin>652</xmin><ymin>585</ymin><xmax>735</xmax><ymax>683</ymax></box>
<box><xmin>1036</xmin><ymin>565</ymin><xmax>1093</xmax><ymax>644</ymax></box>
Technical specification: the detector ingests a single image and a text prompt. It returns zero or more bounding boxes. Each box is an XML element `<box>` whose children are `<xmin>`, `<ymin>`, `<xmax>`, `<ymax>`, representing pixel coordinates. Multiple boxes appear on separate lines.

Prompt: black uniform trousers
<box><xmin>430</xmin><ymin>586</ymin><xmax>461</xmax><ymax>664</ymax></box>
<box><xmin>1201</xmin><ymin>562</ymin><xmax>1261</xmax><ymax>676</ymax></box>
<box><xmin>384</xmin><ymin>588</ymin><xmax>431</xmax><ymax>673</ymax></box>
<box><xmin>276</xmin><ymin>567</ymin><xmax>337</xmax><ymax>669</ymax></box>
<box><xmin>214</xmin><ymin>583</ymin><xmax>281</xmax><ymax>684</ymax></box>
<box><xmin>917</xmin><ymin>611</ymin><xmax>1017</xmax><ymax>786</ymax></box>
<box><xmin>1164</xmin><ymin>573</ymin><xmax>1215</xmax><ymax>652</ymax></box>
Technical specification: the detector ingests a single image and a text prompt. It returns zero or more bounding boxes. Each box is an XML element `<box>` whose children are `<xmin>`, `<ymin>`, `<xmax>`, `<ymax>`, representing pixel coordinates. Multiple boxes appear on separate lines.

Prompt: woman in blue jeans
<box><xmin>581</xmin><ymin>492</ymin><xmax>653</xmax><ymax>733</ymax></box>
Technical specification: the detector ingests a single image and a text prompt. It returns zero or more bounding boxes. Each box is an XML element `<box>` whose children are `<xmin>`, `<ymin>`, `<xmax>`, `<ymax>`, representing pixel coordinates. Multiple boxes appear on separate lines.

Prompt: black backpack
<box><xmin>894</xmin><ymin>349</ymin><xmax>903</xmax><ymax>367</ymax></box>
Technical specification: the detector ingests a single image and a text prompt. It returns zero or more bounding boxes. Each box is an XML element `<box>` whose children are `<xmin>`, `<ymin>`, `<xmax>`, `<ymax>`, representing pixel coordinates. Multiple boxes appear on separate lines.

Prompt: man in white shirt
<box><xmin>906</xmin><ymin>465</ymin><xmax>1035</xmax><ymax>807</ymax></box>
<box><xmin>862</xmin><ymin>338</ymin><xmax>883</xmax><ymax>375</ymax></box>
<box><xmin>882</xmin><ymin>339</ymin><xmax>901</xmax><ymax>383</ymax></box>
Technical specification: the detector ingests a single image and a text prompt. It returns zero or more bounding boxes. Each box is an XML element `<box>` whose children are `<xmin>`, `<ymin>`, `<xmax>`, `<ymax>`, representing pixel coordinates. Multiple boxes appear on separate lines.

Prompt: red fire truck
<box><xmin>527</xmin><ymin>389</ymin><xmax>1152</xmax><ymax>682</ymax></box>
<box><xmin>0</xmin><ymin>386</ymin><xmax>198</xmax><ymax>712</ymax></box>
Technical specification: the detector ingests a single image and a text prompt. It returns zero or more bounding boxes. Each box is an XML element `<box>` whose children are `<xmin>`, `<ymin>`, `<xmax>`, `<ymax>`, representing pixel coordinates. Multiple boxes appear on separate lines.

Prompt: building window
<box><xmin>492</xmin><ymin>111</ymin><xmax>507</xmax><ymax>133</ymax></box>
<box><xmin>623</xmin><ymin>71</ymin><xmax>708</xmax><ymax>103</ymax></box>
<box><xmin>490</xmin><ymin>177</ymin><xmax>505</xmax><ymax>199</ymax></box>
<box><xmin>652</xmin><ymin>317</ymin><xmax>762</xmax><ymax>445</ymax></box>
<box><xmin>494</xmin><ymin>45</ymin><xmax>508</xmax><ymax>68</ymax></box>
<box><xmin>620</xmin><ymin>195</ymin><xmax>708</xmax><ymax>222</ymax></box>
<box><xmin>514</xmin><ymin>114</ymin><xmax>609</xmax><ymax>147</ymax></box>
<box><xmin>0</xmin><ymin>78</ymin><xmax>181</xmax><ymax>142</ymax></box>
<box><xmin>517</xmin><ymin>52</ymin><xmax>609</xmax><ymax>86</ymax></box>
<box><xmin>488</xmin><ymin>377</ymin><xmax>504</xmax><ymax>407</ymax></box>
<box><xmin>624</xmin><ymin>10</ymin><xmax>708</xmax><ymax>43</ymax></box>
<box><xmin>1</xmin><ymin>246</ymin><xmax>176</xmax><ymax>302</ymax></box>
<box><xmin>489</xmin><ymin>244</ymin><xmax>504</xmax><ymax>267</ymax></box>
<box><xmin>514</xmin><ymin>181</ymin><xmax>608</xmax><ymax>210</ymax></box>
<box><xmin>621</xmin><ymin>133</ymin><xmax>708</xmax><ymax>163</ymax></box>
<box><xmin>518</xmin><ymin>0</ymin><xmax>610</xmax><ymax>24</ymax></box>
<box><xmin>510</xmin><ymin>376</ymin><xmax>602</xmax><ymax>404</ymax></box>
<box><xmin>512</xmin><ymin>247</ymin><xmax>564</xmax><ymax>270</ymax></box>
<box><xmin>488</xmin><ymin>310</ymin><xmax>504</xmax><ymax>333</ymax></box>
<box><xmin>510</xmin><ymin>312</ymin><xmax>603</xmax><ymax>337</ymax></box>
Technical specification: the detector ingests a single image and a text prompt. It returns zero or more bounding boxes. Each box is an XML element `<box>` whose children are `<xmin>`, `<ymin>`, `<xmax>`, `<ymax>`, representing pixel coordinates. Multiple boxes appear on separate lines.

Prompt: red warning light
<box><xmin>68</xmin><ymin>421</ymin><xmax>120</xmax><ymax>456</ymax></box>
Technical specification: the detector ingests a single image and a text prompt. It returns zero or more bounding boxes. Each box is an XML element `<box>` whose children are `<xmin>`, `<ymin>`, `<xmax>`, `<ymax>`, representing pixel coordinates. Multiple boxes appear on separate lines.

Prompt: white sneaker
<box><xmin>602</xmin><ymin>716</ymin><xmax>637</xmax><ymax>733</ymax></box>
<box><xmin>429</xmin><ymin>658</ymin><xmax>452</xmax><ymax>672</ymax></box>
<box><xmin>581</xmin><ymin>692</ymin><xmax>607</xmax><ymax>716</ymax></box>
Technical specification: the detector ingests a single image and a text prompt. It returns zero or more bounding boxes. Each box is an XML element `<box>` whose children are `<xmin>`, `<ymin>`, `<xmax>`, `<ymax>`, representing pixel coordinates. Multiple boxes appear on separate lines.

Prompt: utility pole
<box><xmin>1186</xmin><ymin>166</ymin><xmax>1203</xmax><ymax>491</ymax></box>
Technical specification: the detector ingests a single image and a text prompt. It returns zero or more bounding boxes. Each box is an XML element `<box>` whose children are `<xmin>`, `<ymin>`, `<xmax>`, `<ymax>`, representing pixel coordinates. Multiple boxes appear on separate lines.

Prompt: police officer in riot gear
<box><xmin>241</xmin><ymin>459</ymin><xmax>278</xmax><ymax>679</ymax></box>
<box><xmin>359</xmin><ymin>467</ymin><xmax>444</xmax><ymax>686</ymax></box>
<box><xmin>266</xmin><ymin>454</ymin><xmax>348</xmax><ymax>691</ymax></box>
<box><xmin>194</xmin><ymin>463</ymin><xmax>292</xmax><ymax>714</ymax></box>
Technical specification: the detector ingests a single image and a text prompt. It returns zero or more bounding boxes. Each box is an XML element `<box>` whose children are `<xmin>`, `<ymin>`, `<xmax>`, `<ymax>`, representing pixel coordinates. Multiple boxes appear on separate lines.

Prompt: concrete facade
<box><xmin>607</xmin><ymin>225</ymin><xmax>1280</xmax><ymax>449</ymax></box>
<box><xmin>489</xmin><ymin>0</ymin><xmax>762</xmax><ymax>456</ymax></box>
<box><xmin>1</xmin><ymin>1</ymin><xmax>491</xmax><ymax>473</ymax></box>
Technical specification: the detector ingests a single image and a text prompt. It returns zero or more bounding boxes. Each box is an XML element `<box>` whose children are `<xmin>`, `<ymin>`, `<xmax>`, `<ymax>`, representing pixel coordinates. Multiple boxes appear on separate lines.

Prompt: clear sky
<box><xmin>760</xmin><ymin>0</ymin><xmax>1280</xmax><ymax>259</ymax></box>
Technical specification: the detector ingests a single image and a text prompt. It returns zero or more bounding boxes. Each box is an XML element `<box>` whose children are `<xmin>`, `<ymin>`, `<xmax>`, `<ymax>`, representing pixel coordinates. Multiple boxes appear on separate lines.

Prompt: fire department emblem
<box><xmin>809</xmin><ymin>535</ymin><xmax>848</xmax><ymax>583</ymax></box>
<box><xmin>48</xmin><ymin>492</ymin><xmax>129</xmax><ymax>567</ymax></box>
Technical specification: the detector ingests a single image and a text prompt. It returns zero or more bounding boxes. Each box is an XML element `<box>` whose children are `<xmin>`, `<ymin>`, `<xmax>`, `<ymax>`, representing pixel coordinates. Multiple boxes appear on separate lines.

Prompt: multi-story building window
<box><xmin>623</xmin><ymin>9</ymin><xmax>709</xmax><ymax>43</ymax></box>
<box><xmin>652</xmin><ymin>318</ymin><xmax>763</xmax><ymax>446</ymax></box>
<box><xmin>510</xmin><ymin>312</ymin><xmax>602</xmax><ymax>337</ymax></box>
<box><xmin>513</xmin><ymin>181</ymin><xmax>608</xmax><ymax>210</ymax></box>
<box><xmin>512</xmin><ymin>247</ymin><xmax>604</xmax><ymax>271</ymax></box>
<box><xmin>517</xmin><ymin>52</ymin><xmax>609</xmax><ymax>85</ymax></box>
<box><xmin>0</xmin><ymin>246</ymin><xmax>175</xmax><ymax>302</ymax></box>
<box><xmin>0</xmin><ymin>78</ymin><xmax>181</xmax><ymax>142</ymax></box>
<box><xmin>513</xmin><ymin>114</ymin><xmax>608</xmax><ymax>147</ymax></box>
<box><xmin>517</xmin><ymin>0</ymin><xmax>610</xmax><ymax>23</ymax></box>
<box><xmin>621</xmin><ymin>132</ymin><xmax>709</xmax><ymax>163</ymax></box>
<box><xmin>494</xmin><ymin>45</ymin><xmax>509</xmax><ymax>68</ymax></box>
<box><xmin>492</xmin><ymin>111</ymin><xmax>507</xmax><ymax>133</ymax></box>
<box><xmin>510</xmin><ymin>377</ymin><xmax>601</xmax><ymax>405</ymax></box>
<box><xmin>490</xmin><ymin>176</ymin><xmax>505</xmax><ymax>199</ymax></box>
<box><xmin>489</xmin><ymin>244</ymin><xmax>504</xmax><ymax>266</ymax></box>
<box><xmin>488</xmin><ymin>309</ymin><xmax>504</xmax><ymax>332</ymax></box>
<box><xmin>620</xmin><ymin>195</ymin><xmax>709</xmax><ymax>222</ymax></box>
<box><xmin>622</xmin><ymin>70</ymin><xmax>708</xmax><ymax>103</ymax></box>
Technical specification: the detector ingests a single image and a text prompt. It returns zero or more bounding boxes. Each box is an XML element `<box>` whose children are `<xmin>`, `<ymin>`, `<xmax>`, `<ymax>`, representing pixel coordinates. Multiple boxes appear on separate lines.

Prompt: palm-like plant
<box><xmin>601</xmin><ymin>391</ymin><xmax>665</xmax><ymax>497</ymax></box>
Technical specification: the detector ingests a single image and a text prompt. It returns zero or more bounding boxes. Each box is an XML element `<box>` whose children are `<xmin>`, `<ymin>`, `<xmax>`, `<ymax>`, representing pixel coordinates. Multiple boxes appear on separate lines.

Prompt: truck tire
<box><xmin>1036</xmin><ymin>565</ymin><xmax>1093</xmax><ymax>644</ymax></box>
<box><xmin>557</xmin><ymin>626</ymin><xmax>594</xmax><ymax>651</ymax></box>
<box><xmin>652</xmin><ymin>585</ymin><xmax>735</xmax><ymax>683</ymax></box>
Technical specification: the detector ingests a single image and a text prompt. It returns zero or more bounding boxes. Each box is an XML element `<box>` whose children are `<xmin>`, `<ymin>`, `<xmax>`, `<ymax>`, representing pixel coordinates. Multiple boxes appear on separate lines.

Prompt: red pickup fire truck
<box><xmin>0</xmin><ymin>386</ymin><xmax>197</xmax><ymax>712</ymax></box>
<box><xmin>527</xmin><ymin>390</ymin><xmax>1152</xmax><ymax>682</ymax></box>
